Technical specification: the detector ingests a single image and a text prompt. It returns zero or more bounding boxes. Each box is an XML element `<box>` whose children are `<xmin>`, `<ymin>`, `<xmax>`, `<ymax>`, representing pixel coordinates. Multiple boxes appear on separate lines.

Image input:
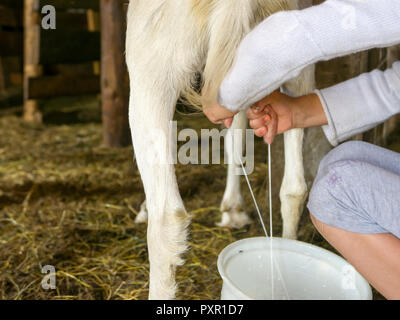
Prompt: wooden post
<box><xmin>341</xmin><ymin>52</ymin><xmax>369</xmax><ymax>142</ymax></box>
<box><xmin>382</xmin><ymin>45</ymin><xmax>400</xmax><ymax>140</ymax></box>
<box><xmin>100</xmin><ymin>0</ymin><xmax>130</xmax><ymax>148</ymax></box>
<box><xmin>361</xmin><ymin>48</ymin><xmax>387</xmax><ymax>145</ymax></box>
<box><xmin>299</xmin><ymin>0</ymin><xmax>313</xmax><ymax>9</ymax></box>
<box><xmin>23</xmin><ymin>0</ymin><xmax>42</xmax><ymax>123</ymax></box>
<box><xmin>387</xmin><ymin>45</ymin><xmax>400</xmax><ymax>68</ymax></box>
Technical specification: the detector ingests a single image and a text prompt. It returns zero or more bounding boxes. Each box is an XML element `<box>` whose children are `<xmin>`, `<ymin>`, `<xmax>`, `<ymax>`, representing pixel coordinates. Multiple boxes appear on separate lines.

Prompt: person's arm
<box><xmin>249</xmin><ymin>62</ymin><xmax>400</xmax><ymax>145</ymax></box>
<box><xmin>219</xmin><ymin>0</ymin><xmax>400</xmax><ymax>112</ymax></box>
<box><xmin>318</xmin><ymin>61</ymin><xmax>400</xmax><ymax>146</ymax></box>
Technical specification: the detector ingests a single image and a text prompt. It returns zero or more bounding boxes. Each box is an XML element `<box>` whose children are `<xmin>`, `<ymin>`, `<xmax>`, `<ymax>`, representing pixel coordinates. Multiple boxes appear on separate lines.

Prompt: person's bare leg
<box><xmin>311</xmin><ymin>214</ymin><xmax>400</xmax><ymax>300</ymax></box>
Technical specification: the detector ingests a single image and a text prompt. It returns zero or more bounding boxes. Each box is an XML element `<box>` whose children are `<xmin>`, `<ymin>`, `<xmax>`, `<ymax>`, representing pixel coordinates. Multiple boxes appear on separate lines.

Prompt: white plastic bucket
<box><xmin>218</xmin><ymin>237</ymin><xmax>372</xmax><ymax>300</ymax></box>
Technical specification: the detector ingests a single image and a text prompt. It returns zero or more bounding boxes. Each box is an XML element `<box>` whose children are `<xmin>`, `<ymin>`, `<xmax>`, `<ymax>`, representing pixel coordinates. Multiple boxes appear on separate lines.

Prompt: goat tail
<box><xmin>180</xmin><ymin>86</ymin><xmax>203</xmax><ymax>111</ymax></box>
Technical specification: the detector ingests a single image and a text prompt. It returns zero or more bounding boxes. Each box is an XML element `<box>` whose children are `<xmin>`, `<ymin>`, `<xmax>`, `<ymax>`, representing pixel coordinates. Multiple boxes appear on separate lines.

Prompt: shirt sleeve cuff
<box><xmin>314</xmin><ymin>89</ymin><xmax>340</xmax><ymax>146</ymax></box>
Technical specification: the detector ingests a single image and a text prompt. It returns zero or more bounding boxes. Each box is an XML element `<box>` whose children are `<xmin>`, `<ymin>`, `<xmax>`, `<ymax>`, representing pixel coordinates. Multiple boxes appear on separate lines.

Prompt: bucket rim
<box><xmin>217</xmin><ymin>236</ymin><xmax>373</xmax><ymax>300</ymax></box>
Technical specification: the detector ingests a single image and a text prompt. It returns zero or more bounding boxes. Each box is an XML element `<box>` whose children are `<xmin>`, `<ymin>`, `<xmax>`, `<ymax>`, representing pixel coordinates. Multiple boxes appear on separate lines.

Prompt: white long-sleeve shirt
<box><xmin>317</xmin><ymin>61</ymin><xmax>400</xmax><ymax>146</ymax></box>
<box><xmin>218</xmin><ymin>0</ymin><xmax>400</xmax><ymax>145</ymax></box>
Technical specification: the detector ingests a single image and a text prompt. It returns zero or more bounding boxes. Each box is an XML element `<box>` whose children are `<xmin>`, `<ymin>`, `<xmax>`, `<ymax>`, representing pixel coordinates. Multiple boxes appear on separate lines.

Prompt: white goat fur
<box><xmin>126</xmin><ymin>0</ymin><xmax>315</xmax><ymax>299</ymax></box>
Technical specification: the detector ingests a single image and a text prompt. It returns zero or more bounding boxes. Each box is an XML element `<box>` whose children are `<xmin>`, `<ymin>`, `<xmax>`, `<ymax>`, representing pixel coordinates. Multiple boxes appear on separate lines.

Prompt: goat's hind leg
<box><xmin>217</xmin><ymin>110</ymin><xmax>251</xmax><ymax>229</ymax></box>
<box><xmin>127</xmin><ymin>29</ymin><xmax>193</xmax><ymax>297</ymax></box>
<box><xmin>280</xmin><ymin>65</ymin><xmax>315</xmax><ymax>239</ymax></box>
<box><xmin>129</xmin><ymin>85</ymin><xmax>190</xmax><ymax>299</ymax></box>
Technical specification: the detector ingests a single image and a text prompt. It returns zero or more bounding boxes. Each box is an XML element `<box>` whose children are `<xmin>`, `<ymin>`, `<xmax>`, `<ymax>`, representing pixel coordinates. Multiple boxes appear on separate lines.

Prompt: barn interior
<box><xmin>0</xmin><ymin>0</ymin><xmax>399</xmax><ymax>300</ymax></box>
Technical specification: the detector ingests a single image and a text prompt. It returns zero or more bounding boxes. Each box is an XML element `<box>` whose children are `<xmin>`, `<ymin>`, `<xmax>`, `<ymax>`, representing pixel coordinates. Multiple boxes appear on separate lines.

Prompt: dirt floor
<box><xmin>0</xmin><ymin>97</ymin><xmax>397</xmax><ymax>300</ymax></box>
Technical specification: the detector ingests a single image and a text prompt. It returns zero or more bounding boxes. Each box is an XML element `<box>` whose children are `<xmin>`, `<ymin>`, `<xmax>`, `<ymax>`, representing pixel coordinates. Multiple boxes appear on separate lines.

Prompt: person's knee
<box><xmin>310</xmin><ymin>159</ymin><xmax>346</xmax><ymax>203</ymax></box>
<box><xmin>312</xmin><ymin>159</ymin><xmax>362</xmax><ymax>199</ymax></box>
<box><xmin>308</xmin><ymin>159</ymin><xmax>364</xmax><ymax>228</ymax></box>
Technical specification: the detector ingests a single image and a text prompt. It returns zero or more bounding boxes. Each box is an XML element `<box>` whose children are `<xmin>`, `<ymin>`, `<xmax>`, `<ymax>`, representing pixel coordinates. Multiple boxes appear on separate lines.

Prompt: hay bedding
<box><xmin>0</xmin><ymin>110</ymin><xmax>391</xmax><ymax>300</ymax></box>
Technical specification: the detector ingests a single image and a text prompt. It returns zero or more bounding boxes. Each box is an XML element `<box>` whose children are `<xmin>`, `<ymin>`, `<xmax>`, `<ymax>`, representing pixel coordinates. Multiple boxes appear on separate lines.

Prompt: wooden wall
<box><xmin>0</xmin><ymin>0</ymin><xmax>23</xmax><ymax>107</ymax></box>
<box><xmin>20</xmin><ymin>0</ymin><xmax>131</xmax><ymax>147</ymax></box>
<box><xmin>23</xmin><ymin>0</ymin><xmax>102</xmax><ymax>122</ymax></box>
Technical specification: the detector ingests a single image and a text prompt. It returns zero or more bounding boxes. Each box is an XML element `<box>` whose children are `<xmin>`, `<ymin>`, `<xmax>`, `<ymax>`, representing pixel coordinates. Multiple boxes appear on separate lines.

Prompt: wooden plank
<box><xmin>87</xmin><ymin>9</ymin><xmax>100</xmax><ymax>75</ymax></box>
<box><xmin>24</xmin><ymin>0</ymin><xmax>42</xmax><ymax>123</ymax></box>
<box><xmin>383</xmin><ymin>45</ymin><xmax>400</xmax><ymax>140</ymax></box>
<box><xmin>87</xmin><ymin>9</ymin><xmax>100</xmax><ymax>31</ymax></box>
<box><xmin>37</xmin><ymin>11</ymin><xmax>97</xmax><ymax>30</ymax></box>
<box><xmin>100</xmin><ymin>0</ymin><xmax>130</xmax><ymax>147</ymax></box>
<box><xmin>361</xmin><ymin>49</ymin><xmax>387</xmax><ymax>146</ymax></box>
<box><xmin>56</xmin><ymin>12</ymin><xmax>89</xmax><ymax>29</ymax></box>
<box><xmin>45</xmin><ymin>62</ymin><xmax>95</xmax><ymax>76</ymax></box>
<box><xmin>0</xmin><ymin>85</ymin><xmax>23</xmax><ymax>109</ymax></box>
<box><xmin>0</xmin><ymin>5</ymin><xmax>22</xmax><ymax>27</ymax></box>
<box><xmin>368</xmin><ymin>48</ymin><xmax>386</xmax><ymax>72</ymax></box>
<box><xmin>1</xmin><ymin>0</ymin><xmax>23</xmax><ymax>10</ymax></box>
<box><xmin>39</xmin><ymin>0</ymin><xmax>99</xmax><ymax>10</ymax></box>
<box><xmin>9</xmin><ymin>72</ymin><xmax>23</xmax><ymax>85</ymax></box>
<box><xmin>0</xmin><ymin>55</ymin><xmax>22</xmax><ymax>87</ymax></box>
<box><xmin>387</xmin><ymin>45</ymin><xmax>400</xmax><ymax>68</ymax></box>
<box><xmin>0</xmin><ymin>31</ymin><xmax>23</xmax><ymax>56</ymax></box>
<box><xmin>40</xmin><ymin>29</ymin><xmax>100</xmax><ymax>64</ymax></box>
<box><xmin>2</xmin><ymin>56</ymin><xmax>22</xmax><ymax>73</ymax></box>
<box><xmin>316</xmin><ymin>52</ymin><xmax>368</xmax><ymax>90</ymax></box>
<box><xmin>28</xmin><ymin>75</ymin><xmax>100</xmax><ymax>99</ymax></box>
<box><xmin>299</xmin><ymin>0</ymin><xmax>313</xmax><ymax>9</ymax></box>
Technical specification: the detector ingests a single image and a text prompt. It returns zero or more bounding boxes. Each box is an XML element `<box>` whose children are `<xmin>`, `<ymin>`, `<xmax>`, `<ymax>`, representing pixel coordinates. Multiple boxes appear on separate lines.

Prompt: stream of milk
<box><xmin>239</xmin><ymin>144</ymin><xmax>290</xmax><ymax>300</ymax></box>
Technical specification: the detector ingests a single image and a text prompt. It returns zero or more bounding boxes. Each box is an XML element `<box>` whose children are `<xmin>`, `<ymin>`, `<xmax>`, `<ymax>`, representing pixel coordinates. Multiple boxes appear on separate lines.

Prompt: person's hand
<box><xmin>203</xmin><ymin>103</ymin><xmax>237</xmax><ymax>128</ymax></box>
<box><xmin>246</xmin><ymin>91</ymin><xmax>295</xmax><ymax>144</ymax></box>
<box><xmin>247</xmin><ymin>91</ymin><xmax>326</xmax><ymax>144</ymax></box>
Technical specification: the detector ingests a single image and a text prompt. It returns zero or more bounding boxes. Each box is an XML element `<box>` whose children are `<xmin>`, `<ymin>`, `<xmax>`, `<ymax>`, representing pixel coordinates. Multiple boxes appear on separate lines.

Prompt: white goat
<box><xmin>126</xmin><ymin>0</ymin><xmax>315</xmax><ymax>299</ymax></box>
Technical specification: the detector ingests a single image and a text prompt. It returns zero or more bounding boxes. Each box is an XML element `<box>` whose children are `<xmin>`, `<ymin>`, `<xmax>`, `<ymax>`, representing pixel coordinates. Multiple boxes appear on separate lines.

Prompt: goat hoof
<box><xmin>134</xmin><ymin>201</ymin><xmax>148</xmax><ymax>224</ymax></box>
<box><xmin>216</xmin><ymin>211</ymin><xmax>251</xmax><ymax>229</ymax></box>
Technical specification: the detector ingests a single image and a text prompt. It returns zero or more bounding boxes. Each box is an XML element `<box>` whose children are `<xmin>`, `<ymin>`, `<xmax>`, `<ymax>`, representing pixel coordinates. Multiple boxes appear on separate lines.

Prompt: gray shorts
<box><xmin>307</xmin><ymin>141</ymin><xmax>400</xmax><ymax>239</ymax></box>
